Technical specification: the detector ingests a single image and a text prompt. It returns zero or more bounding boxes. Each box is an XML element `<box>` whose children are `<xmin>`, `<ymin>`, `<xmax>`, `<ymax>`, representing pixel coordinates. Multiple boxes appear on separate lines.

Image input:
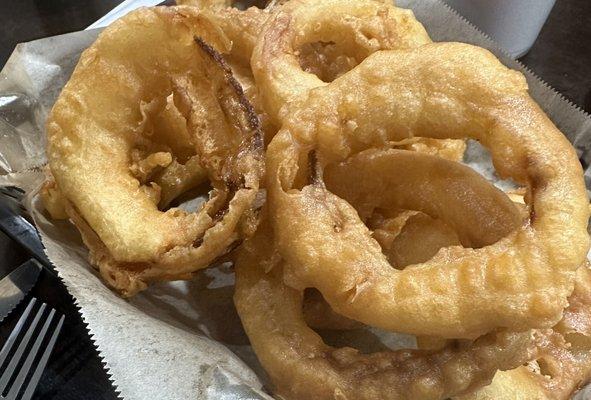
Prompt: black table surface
<box><xmin>0</xmin><ymin>1</ymin><xmax>590</xmax><ymax>399</ymax></box>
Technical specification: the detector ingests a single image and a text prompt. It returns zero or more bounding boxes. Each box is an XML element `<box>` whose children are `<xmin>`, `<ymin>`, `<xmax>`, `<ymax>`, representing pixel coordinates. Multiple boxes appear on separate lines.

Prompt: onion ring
<box><xmin>234</xmin><ymin>217</ymin><xmax>542</xmax><ymax>400</ymax></box>
<box><xmin>453</xmin><ymin>265</ymin><xmax>591</xmax><ymax>400</ymax></box>
<box><xmin>187</xmin><ymin>0</ymin><xmax>464</xmax><ymax>160</ymax></box>
<box><xmin>45</xmin><ymin>7</ymin><xmax>263</xmax><ymax>296</ymax></box>
<box><xmin>266</xmin><ymin>42</ymin><xmax>590</xmax><ymax>338</ymax></box>
<box><xmin>251</xmin><ymin>0</ymin><xmax>464</xmax><ymax>157</ymax></box>
<box><xmin>272</xmin><ymin>147</ymin><xmax>527</xmax><ymax>338</ymax></box>
<box><xmin>303</xmin><ymin>210</ymin><xmax>463</xmax><ymax>331</ymax></box>
<box><xmin>364</xmin><ymin>202</ymin><xmax>591</xmax><ymax>398</ymax></box>
<box><xmin>296</xmin><ymin>147</ymin><xmax>522</xmax><ymax>331</ymax></box>
<box><xmin>251</xmin><ymin>0</ymin><xmax>431</xmax><ymax>125</ymax></box>
<box><xmin>302</xmin><ymin>191</ymin><xmax>529</xmax><ymax>332</ymax></box>
<box><xmin>323</xmin><ymin>150</ymin><xmax>522</xmax><ymax>249</ymax></box>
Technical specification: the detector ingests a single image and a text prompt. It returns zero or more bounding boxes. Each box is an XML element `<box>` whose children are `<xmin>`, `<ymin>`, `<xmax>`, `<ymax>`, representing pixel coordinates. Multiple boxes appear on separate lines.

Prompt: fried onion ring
<box><xmin>453</xmin><ymin>265</ymin><xmax>591</xmax><ymax>400</ymax></box>
<box><xmin>303</xmin><ymin>210</ymin><xmax>463</xmax><ymax>331</ymax></box>
<box><xmin>266</xmin><ymin>42</ymin><xmax>590</xmax><ymax>338</ymax></box>
<box><xmin>45</xmin><ymin>7</ymin><xmax>263</xmax><ymax>296</ymax></box>
<box><xmin>251</xmin><ymin>0</ymin><xmax>431</xmax><ymax>124</ymax></box>
<box><xmin>271</xmin><ymin>147</ymin><xmax>528</xmax><ymax>338</ymax></box>
<box><xmin>234</xmin><ymin>217</ymin><xmax>542</xmax><ymax>400</ymax></box>
<box><xmin>303</xmin><ymin>209</ymin><xmax>464</xmax><ymax>331</ymax></box>
<box><xmin>252</xmin><ymin>0</ymin><xmax>465</xmax><ymax>157</ymax></box>
<box><xmin>188</xmin><ymin>0</ymin><xmax>464</xmax><ymax>160</ymax></box>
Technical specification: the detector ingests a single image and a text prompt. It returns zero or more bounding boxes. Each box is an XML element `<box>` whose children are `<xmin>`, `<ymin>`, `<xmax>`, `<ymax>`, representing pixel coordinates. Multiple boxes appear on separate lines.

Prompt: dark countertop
<box><xmin>519</xmin><ymin>0</ymin><xmax>591</xmax><ymax>113</ymax></box>
<box><xmin>0</xmin><ymin>1</ymin><xmax>590</xmax><ymax>399</ymax></box>
<box><xmin>0</xmin><ymin>0</ymin><xmax>121</xmax><ymax>64</ymax></box>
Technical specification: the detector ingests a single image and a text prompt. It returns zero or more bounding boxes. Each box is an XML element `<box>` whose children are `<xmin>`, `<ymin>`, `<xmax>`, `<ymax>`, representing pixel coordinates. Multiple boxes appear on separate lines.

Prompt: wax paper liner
<box><xmin>1</xmin><ymin>0</ymin><xmax>590</xmax><ymax>399</ymax></box>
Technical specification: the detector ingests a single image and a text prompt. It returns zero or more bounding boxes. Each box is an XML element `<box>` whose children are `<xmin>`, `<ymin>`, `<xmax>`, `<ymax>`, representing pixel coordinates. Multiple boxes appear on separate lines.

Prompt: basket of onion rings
<box><xmin>37</xmin><ymin>0</ymin><xmax>591</xmax><ymax>398</ymax></box>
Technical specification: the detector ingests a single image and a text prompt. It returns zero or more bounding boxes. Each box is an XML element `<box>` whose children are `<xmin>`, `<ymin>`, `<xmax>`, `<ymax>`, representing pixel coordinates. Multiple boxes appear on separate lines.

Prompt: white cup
<box><xmin>442</xmin><ymin>0</ymin><xmax>556</xmax><ymax>58</ymax></box>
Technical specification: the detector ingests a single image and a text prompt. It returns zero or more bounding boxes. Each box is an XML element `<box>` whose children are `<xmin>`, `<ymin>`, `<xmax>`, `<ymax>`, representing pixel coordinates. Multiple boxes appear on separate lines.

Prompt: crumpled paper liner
<box><xmin>0</xmin><ymin>0</ymin><xmax>590</xmax><ymax>399</ymax></box>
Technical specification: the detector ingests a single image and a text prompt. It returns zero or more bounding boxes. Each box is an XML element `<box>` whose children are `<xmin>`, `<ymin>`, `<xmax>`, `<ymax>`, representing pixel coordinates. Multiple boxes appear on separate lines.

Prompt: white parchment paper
<box><xmin>1</xmin><ymin>1</ymin><xmax>590</xmax><ymax>399</ymax></box>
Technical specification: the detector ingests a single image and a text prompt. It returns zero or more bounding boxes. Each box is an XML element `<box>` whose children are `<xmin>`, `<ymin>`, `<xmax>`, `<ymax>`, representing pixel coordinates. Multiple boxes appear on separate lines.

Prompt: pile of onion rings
<box><xmin>42</xmin><ymin>0</ymin><xmax>591</xmax><ymax>398</ymax></box>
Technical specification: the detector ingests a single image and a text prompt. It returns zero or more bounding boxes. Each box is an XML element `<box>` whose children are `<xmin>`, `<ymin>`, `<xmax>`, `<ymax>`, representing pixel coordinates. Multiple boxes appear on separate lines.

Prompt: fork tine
<box><xmin>0</xmin><ymin>302</ymin><xmax>46</xmax><ymax>393</ymax></box>
<box><xmin>5</xmin><ymin>309</ymin><xmax>58</xmax><ymax>400</ymax></box>
<box><xmin>0</xmin><ymin>298</ymin><xmax>36</xmax><ymax>368</ymax></box>
<box><xmin>20</xmin><ymin>314</ymin><xmax>64</xmax><ymax>400</ymax></box>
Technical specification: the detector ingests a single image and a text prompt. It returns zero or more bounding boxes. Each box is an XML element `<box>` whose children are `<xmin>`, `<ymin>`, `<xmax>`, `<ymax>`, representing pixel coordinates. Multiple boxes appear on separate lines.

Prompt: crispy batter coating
<box><xmin>251</xmin><ymin>0</ymin><xmax>431</xmax><ymax>124</ymax></box>
<box><xmin>196</xmin><ymin>0</ymin><xmax>462</xmax><ymax>159</ymax></box>
<box><xmin>324</xmin><ymin>150</ymin><xmax>522</xmax><ymax>251</ymax></box>
<box><xmin>176</xmin><ymin>0</ymin><xmax>232</xmax><ymax>8</ymax></box>
<box><xmin>266</xmin><ymin>43</ymin><xmax>590</xmax><ymax>338</ymax></box>
<box><xmin>234</xmin><ymin>218</ymin><xmax>542</xmax><ymax>400</ymax></box>
<box><xmin>303</xmin><ymin>210</ymin><xmax>462</xmax><ymax>331</ymax></box>
<box><xmin>45</xmin><ymin>7</ymin><xmax>263</xmax><ymax>296</ymax></box>
<box><xmin>394</xmin><ymin>137</ymin><xmax>467</xmax><ymax>163</ymax></box>
<box><xmin>271</xmin><ymin>147</ymin><xmax>533</xmax><ymax>338</ymax></box>
<box><xmin>454</xmin><ymin>266</ymin><xmax>591</xmax><ymax>400</ymax></box>
<box><xmin>41</xmin><ymin>1</ymin><xmax>591</xmax><ymax>397</ymax></box>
